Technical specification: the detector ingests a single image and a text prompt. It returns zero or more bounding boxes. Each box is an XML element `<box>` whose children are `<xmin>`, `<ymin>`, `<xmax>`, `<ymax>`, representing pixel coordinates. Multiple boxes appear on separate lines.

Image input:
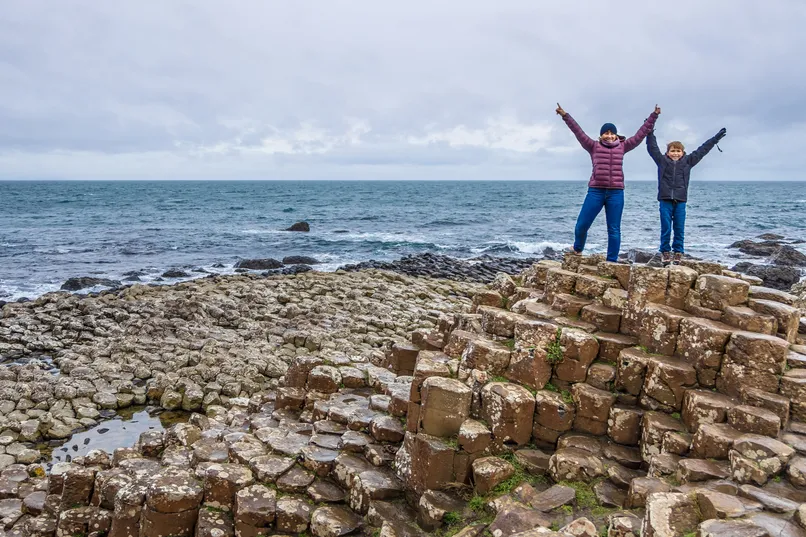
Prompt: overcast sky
<box><xmin>0</xmin><ymin>1</ymin><xmax>804</xmax><ymax>180</ymax></box>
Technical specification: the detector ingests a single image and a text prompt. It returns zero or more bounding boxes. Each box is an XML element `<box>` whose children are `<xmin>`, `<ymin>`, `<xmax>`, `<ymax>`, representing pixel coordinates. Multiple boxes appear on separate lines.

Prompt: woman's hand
<box><xmin>556</xmin><ymin>103</ymin><xmax>567</xmax><ymax>117</ymax></box>
<box><xmin>654</xmin><ymin>104</ymin><xmax>661</xmax><ymax>115</ymax></box>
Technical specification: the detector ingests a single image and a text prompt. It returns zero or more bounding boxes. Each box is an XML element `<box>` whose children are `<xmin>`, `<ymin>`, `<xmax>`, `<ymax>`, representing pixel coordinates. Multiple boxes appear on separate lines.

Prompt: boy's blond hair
<box><xmin>666</xmin><ymin>141</ymin><xmax>685</xmax><ymax>152</ymax></box>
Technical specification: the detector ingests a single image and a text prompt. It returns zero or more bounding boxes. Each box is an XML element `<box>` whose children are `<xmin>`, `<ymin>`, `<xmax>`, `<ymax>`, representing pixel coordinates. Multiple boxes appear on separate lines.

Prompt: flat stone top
<box><xmin>749</xmin><ymin>285</ymin><xmax>797</xmax><ymax>305</ymax></box>
<box><xmin>421</xmin><ymin>376</ymin><xmax>471</xmax><ymax>394</ymax></box>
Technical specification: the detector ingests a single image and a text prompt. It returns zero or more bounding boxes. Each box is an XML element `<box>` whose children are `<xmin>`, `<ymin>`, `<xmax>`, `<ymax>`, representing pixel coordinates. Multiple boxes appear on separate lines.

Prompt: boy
<box><xmin>646</xmin><ymin>127</ymin><xmax>726</xmax><ymax>265</ymax></box>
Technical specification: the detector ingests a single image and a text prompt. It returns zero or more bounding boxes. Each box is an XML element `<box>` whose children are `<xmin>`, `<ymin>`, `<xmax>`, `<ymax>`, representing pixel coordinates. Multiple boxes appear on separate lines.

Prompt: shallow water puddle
<box><xmin>46</xmin><ymin>406</ymin><xmax>189</xmax><ymax>468</ymax></box>
<box><xmin>0</xmin><ymin>353</ymin><xmax>60</xmax><ymax>376</ymax></box>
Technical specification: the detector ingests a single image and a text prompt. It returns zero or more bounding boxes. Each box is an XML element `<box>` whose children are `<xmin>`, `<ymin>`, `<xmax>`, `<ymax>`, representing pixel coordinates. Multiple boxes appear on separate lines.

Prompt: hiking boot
<box><xmin>565</xmin><ymin>248</ymin><xmax>582</xmax><ymax>256</ymax></box>
<box><xmin>661</xmin><ymin>252</ymin><xmax>672</xmax><ymax>266</ymax></box>
<box><xmin>672</xmin><ymin>252</ymin><xmax>683</xmax><ymax>265</ymax></box>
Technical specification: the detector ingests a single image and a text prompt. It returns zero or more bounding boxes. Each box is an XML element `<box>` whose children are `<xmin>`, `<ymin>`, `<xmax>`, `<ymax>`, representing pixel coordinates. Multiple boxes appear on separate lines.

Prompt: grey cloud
<box><xmin>0</xmin><ymin>0</ymin><xmax>804</xmax><ymax>178</ymax></box>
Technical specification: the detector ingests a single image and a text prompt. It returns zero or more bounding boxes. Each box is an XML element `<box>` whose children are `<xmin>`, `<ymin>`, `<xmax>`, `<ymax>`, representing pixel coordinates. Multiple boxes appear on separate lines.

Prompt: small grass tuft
<box><xmin>443</xmin><ymin>511</ymin><xmax>462</xmax><ymax>526</ymax></box>
<box><xmin>546</xmin><ymin>328</ymin><xmax>564</xmax><ymax>365</ymax></box>
<box><xmin>502</xmin><ymin>338</ymin><xmax>515</xmax><ymax>350</ymax></box>
<box><xmin>561</xmin><ymin>390</ymin><xmax>574</xmax><ymax>404</ymax></box>
<box><xmin>468</xmin><ymin>495</ymin><xmax>487</xmax><ymax>514</ymax></box>
<box><xmin>545</xmin><ymin>382</ymin><xmax>559</xmax><ymax>392</ymax></box>
<box><xmin>559</xmin><ymin>480</ymin><xmax>598</xmax><ymax>509</ymax></box>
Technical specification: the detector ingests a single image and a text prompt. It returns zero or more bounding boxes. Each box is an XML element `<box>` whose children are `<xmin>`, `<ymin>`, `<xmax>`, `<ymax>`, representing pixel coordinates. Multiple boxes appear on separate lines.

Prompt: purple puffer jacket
<box><xmin>563</xmin><ymin>112</ymin><xmax>658</xmax><ymax>189</ymax></box>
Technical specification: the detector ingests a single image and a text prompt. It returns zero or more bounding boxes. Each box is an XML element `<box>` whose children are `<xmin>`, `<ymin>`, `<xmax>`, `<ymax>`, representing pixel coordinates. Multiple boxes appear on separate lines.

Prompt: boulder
<box><xmin>235</xmin><ymin>258</ymin><xmax>283</xmax><ymax>270</ymax></box>
<box><xmin>285</xmin><ymin>221</ymin><xmax>310</xmax><ymax>232</ymax></box>
<box><xmin>61</xmin><ymin>277</ymin><xmax>121</xmax><ymax>291</ymax></box>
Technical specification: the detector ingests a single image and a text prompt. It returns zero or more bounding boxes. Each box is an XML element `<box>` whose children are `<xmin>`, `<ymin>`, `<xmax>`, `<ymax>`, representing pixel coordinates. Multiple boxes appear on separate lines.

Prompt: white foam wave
<box><xmin>506</xmin><ymin>241</ymin><xmax>568</xmax><ymax>254</ymax></box>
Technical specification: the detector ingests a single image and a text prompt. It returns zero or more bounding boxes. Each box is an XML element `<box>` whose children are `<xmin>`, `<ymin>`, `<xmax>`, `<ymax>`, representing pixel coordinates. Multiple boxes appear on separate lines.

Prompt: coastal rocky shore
<box><xmin>0</xmin><ymin>251</ymin><xmax>805</xmax><ymax>537</ymax></box>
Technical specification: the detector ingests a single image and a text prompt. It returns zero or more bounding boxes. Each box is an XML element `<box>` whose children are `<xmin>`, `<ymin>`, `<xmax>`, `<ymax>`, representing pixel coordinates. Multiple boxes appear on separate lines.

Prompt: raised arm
<box><xmin>556</xmin><ymin>104</ymin><xmax>595</xmax><ymax>153</ymax></box>
<box><xmin>689</xmin><ymin>128</ymin><xmax>726</xmax><ymax>166</ymax></box>
<box><xmin>624</xmin><ymin>105</ymin><xmax>660</xmax><ymax>152</ymax></box>
<box><xmin>646</xmin><ymin>130</ymin><xmax>663</xmax><ymax>165</ymax></box>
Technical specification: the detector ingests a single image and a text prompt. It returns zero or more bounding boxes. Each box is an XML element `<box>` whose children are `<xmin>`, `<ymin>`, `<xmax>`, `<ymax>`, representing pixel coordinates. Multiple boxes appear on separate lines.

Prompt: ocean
<box><xmin>1</xmin><ymin>180</ymin><xmax>804</xmax><ymax>300</ymax></box>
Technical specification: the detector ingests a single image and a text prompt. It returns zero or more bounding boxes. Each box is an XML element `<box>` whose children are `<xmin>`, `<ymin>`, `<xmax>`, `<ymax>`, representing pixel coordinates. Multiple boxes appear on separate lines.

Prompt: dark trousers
<box><xmin>573</xmin><ymin>187</ymin><xmax>624</xmax><ymax>262</ymax></box>
<box><xmin>659</xmin><ymin>200</ymin><xmax>686</xmax><ymax>253</ymax></box>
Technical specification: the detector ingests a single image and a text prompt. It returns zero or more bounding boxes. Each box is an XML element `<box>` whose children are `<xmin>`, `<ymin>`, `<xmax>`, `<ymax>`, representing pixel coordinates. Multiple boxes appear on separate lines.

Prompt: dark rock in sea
<box><xmin>621</xmin><ymin>249</ymin><xmax>655</xmax><ymax>264</ymax></box>
<box><xmin>285</xmin><ymin>221</ymin><xmax>310</xmax><ymax>232</ymax></box>
<box><xmin>193</xmin><ymin>268</ymin><xmax>210</xmax><ymax>273</ymax></box>
<box><xmin>16</xmin><ymin>297</ymin><xmax>30</xmax><ymax>303</ymax></box>
<box><xmin>769</xmin><ymin>245</ymin><xmax>806</xmax><ymax>267</ymax></box>
<box><xmin>61</xmin><ymin>277</ymin><xmax>122</xmax><ymax>291</ymax></box>
<box><xmin>162</xmin><ymin>269</ymin><xmax>190</xmax><ymax>278</ymax></box>
<box><xmin>212</xmin><ymin>263</ymin><xmax>225</xmax><ymax>268</ymax></box>
<box><xmin>282</xmin><ymin>256</ymin><xmax>320</xmax><ymax>265</ymax></box>
<box><xmin>235</xmin><ymin>258</ymin><xmax>283</xmax><ymax>270</ymax></box>
<box><xmin>757</xmin><ymin>233</ymin><xmax>785</xmax><ymax>240</ymax></box>
<box><xmin>235</xmin><ymin>268</ymin><xmax>249</xmax><ymax>273</ymax></box>
<box><xmin>728</xmin><ymin>239</ymin><xmax>781</xmax><ymax>257</ymax></box>
<box><xmin>340</xmin><ymin>253</ymin><xmax>539</xmax><ymax>284</ymax></box>
<box><xmin>0</xmin><ymin>301</ymin><xmax>5</xmax><ymax>308</ymax></box>
<box><xmin>791</xmin><ymin>239</ymin><xmax>805</xmax><ymax>245</ymax></box>
<box><xmin>542</xmin><ymin>247</ymin><xmax>560</xmax><ymax>260</ymax></box>
<box><xmin>123</xmin><ymin>276</ymin><xmax>141</xmax><ymax>282</ymax></box>
<box><xmin>264</xmin><ymin>264</ymin><xmax>314</xmax><ymax>276</ymax></box>
<box><xmin>333</xmin><ymin>230</ymin><xmax>350</xmax><ymax>234</ymax></box>
<box><xmin>731</xmin><ymin>262</ymin><xmax>801</xmax><ymax>291</ymax></box>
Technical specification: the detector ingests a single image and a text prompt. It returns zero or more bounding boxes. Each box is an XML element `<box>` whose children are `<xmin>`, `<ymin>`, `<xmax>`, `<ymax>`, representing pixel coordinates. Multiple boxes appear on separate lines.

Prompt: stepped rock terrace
<box><xmin>0</xmin><ymin>257</ymin><xmax>804</xmax><ymax>537</ymax></box>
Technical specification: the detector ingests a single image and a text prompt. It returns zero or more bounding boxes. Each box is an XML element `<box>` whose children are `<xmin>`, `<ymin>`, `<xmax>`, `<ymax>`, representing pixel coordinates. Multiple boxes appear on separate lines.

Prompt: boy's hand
<box><xmin>716</xmin><ymin>127</ymin><xmax>727</xmax><ymax>140</ymax></box>
<box><xmin>556</xmin><ymin>103</ymin><xmax>567</xmax><ymax>117</ymax></box>
<box><xmin>654</xmin><ymin>104</ymin><xmax>661</xmax><ymax>115</ymax></box>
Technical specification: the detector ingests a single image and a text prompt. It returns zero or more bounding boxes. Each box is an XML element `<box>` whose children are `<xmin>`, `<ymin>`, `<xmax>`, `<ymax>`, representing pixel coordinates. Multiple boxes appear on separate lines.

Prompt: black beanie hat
<box><xmin>600</xmin><ymin>123</ymin><xmax>617</xmax><ymax>136</ymax></box>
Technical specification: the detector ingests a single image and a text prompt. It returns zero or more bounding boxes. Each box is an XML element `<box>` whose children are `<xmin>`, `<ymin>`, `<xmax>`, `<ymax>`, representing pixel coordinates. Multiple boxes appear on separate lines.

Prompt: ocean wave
<box><xmin>506</xmin><ymin>241</ymin><xmax>568</xmax><ymax>254</ymax></box>
<box><xmin>241</xmin><ymin>228</ymin><xmax>287</xmax><ymax>235</ymax></box>
<box><xmin>422</xmin><ymin>219</ymin><xmax>475</xmax><ymax>227</ymax></box>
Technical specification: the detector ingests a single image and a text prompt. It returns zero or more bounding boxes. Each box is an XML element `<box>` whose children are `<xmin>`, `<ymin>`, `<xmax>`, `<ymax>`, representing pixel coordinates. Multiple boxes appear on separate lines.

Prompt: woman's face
<box><xmin>600</xmin><ymin>131</ymin><xmax>618</xmax><ymax>143</ymax></box>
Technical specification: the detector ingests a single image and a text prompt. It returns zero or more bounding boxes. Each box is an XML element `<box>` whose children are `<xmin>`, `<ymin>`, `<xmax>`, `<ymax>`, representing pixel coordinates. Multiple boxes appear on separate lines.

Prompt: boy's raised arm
<box><xmin>624</xmin><ymin>105</ymin><xmax>660</xmax><ymax>152</ymax></box>
<box><xmin>646</xmin><ymin>130</ymin><xmax>663</xmax><ymax>165</ymax></box>
<box><xmin>689</xmin><ymin>128</ymin><xmax>727</xmax><ymax>166</ymax></box>
<box><xmin>557</xmin><ymin>103</ymin><xmax>596</xmax><ymax>153</ymax></box>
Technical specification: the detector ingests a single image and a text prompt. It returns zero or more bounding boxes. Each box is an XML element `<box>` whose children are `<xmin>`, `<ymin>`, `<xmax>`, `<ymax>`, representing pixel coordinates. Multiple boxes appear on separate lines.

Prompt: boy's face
<box><xmin>667</xmin><ymin>147</ymin><xmax>684</xmax><ymax>161</ymax></box>
<box><xmin>600</xmin><ymin>131</ymin><xmax>618</xmax><ymax>143</ymax></box>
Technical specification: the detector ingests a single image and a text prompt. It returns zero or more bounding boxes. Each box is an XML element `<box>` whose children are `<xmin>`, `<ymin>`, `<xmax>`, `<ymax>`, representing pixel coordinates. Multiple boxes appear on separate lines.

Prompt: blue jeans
<box><xmin>659</xmin><ymin>200</ymin><xmax>686</xmax><ymax>253</ymax></box>
<box><xmin>573</xmin><ymin>187</ymin><xmax>624</xmax><ymax>262</ymax></box>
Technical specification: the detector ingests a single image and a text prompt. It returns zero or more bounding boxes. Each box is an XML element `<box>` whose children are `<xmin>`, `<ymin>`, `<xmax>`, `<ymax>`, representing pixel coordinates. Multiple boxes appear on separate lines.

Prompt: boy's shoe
<box><xmin>661</xmin><ymin>252</ymin><xmax>672</xmax><ymax>266</ymax></box>
<box><xmin>672</xmin><ymin>252</ymin><xmax>683</xmax><ymax>265</ymax></box>
<box><xmin>565</xmin><ymin>248</ymin><xmax>582</xmax><ymax>256</ymax></box>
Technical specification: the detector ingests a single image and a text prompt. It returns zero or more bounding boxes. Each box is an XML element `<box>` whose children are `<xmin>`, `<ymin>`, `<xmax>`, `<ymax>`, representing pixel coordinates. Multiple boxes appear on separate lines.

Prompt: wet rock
<box><xmin>285</xmin><ymin>222</ymin><xmax>310</xmax><ymax>232</ymax></box>
<box><xmin>162</xmin><ymin>269</ymin><xmax>190</xmax><ymax>278</ymax></box>
<box><xmin>61</xmin><ymin>277</ymin><xmax>121</xmax><ymax>291</ymax></box>
<box><xmin>282</xmin><ymin>256</ymin><xmax>320</xmax><ymax>265</ymax></box>
<box><xmin>234</xmin><ymin>258</ymin><xmax>283</xmax><ymax>270</ymax></box>
<box><xmin>732</xmin><ymin>262</ymin><xmax>801</xmax><ymax>291</ymax></box>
